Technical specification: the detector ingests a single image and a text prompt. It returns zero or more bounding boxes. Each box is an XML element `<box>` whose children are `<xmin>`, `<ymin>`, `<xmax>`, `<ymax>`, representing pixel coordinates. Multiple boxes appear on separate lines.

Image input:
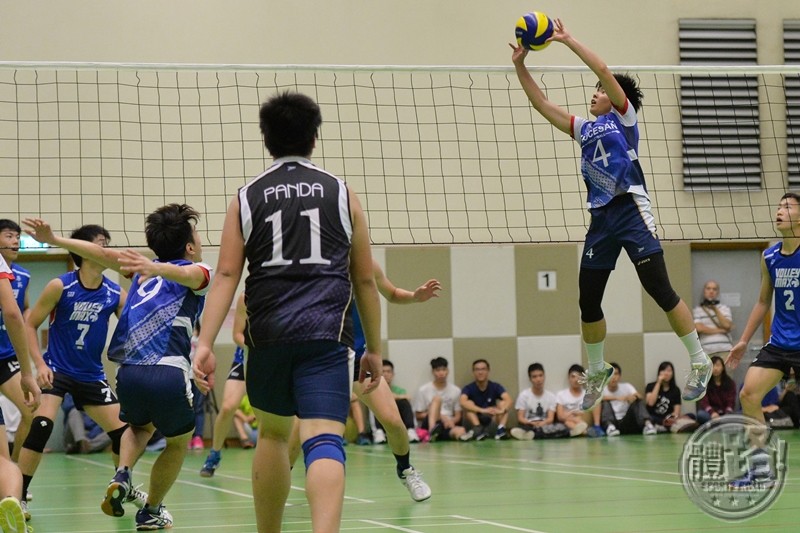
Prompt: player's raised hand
<box><xmin>509</xmin><ymin>42</ymin><xmax>529</xmax><ymax>66</ymax></box>
<box><xmin>414</xmin><ymin>279</ymin><xmax>442</xmax><ymax>302</ymax></box>
<box><xmin>726</xmin><ymin>341</ymin><xmax>747</xmax><ymax>369</ymax></box>
<box><xmin>22</xmin><ymin>218</ymin><xmax>57</xmax><ymax>245</ymax></box>
<box><xmin>118</xmin><ymin>249</ymin><xmax>159</xmax><ymax>282</ymax></box>
<box><xmin>550</xmin><ymin>18</ymin><xmax>571</xmax><ymax>44</ymax></box>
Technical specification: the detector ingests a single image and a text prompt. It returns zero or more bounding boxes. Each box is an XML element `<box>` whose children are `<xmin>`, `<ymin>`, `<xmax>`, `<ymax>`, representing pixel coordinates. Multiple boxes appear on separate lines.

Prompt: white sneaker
<box><xmin>643</xmin><ymin>421</ymin><xmax>657</xmax><ymax>435</ymax></box>
<box><xmin>400</xmin><ymin>467</ymin><xmax>432</xmax><ymax>502</ymax></box>
<box><xmin>458</xmin><ymin>429</ymin><xmax>475</xmax><ymax>442</ymax></box>
<box><xmin>569</xmin><ymin>421</ymin><xmax>588</xmax><ymax>437</ymax></box>
<box><xmin>373</xmin><ymin>429</ymin><xmax>387</xmax><ymax>444</ymax></box>
<box><xmin>125</xmin><ymin>484</ymin><xmax>148</xmax><ymax>509</ymax></box>
<box><xmin>407</xmin><ymin>428</ymin><xmax>420</xmax><ymax>443</ymax></box>
<box><xmin>510</xmin><ymin>427</ymin><xmax>534</xmax><ymax>441</ymax></box>
<box><xmin>606</xmin><ymin>423</ymin><xmax>621</xmax><ymax>437</ymax></box>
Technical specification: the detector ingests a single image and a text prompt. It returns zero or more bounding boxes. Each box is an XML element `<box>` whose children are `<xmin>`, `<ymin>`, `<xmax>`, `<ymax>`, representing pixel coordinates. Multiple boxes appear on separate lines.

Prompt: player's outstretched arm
<box><xmin>552</xmin><ymin>18</ymin><xmax>626</xmax><ymax>111</ymax></box>
<box><xmin>196</xmin><ymin>196</ymin><xmax>247</xmax><ymax>392</ymax></box>
<box><xmin>510</xmin><ymin>43</ymin><xmax>571</xmax><ymax>134</ymax></box>
<box><xmin>25</xmin><ymin>278</ymin><xmax>64</xmax><ymax>389</ymax></box>
<box><xmin>373</xmin><ymin>259</ymin><xmax>442</xmax><ymax>304</ymax></box>
<box><xmin>0</xmin><ymin>278</ymin><xmax>41</xmax><ymax>410</ymax></box>
<box><xmin>727</xmin><ymin>257</ymin><xmax>772</xmax><ymax>369</ymax></box>
<box><xmin>22</xmin><ymin>218</ymin><xmax>125</xmax><ymax>273</ymax></box>
<box><xmin>349</xmin><ymin>188</ymin><xmax>382</xmax><ymax>393</ymax></box>
<box><xmin>117</xmin><ymin>249</ymin><xmax>209</xmax><ymax>290</ymax></box>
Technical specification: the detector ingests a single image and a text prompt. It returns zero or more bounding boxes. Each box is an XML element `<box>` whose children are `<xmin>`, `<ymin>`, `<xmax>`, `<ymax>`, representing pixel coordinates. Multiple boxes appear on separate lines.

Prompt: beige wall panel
<box><xmin>515</xmin><ymin>244</ymin><xmax>579</xmax><ymax>336</ymax></box>
<box><xmin>385</xmin><ymin>246</ymin><xmax>452</xmax><ymax>340</ymax></box>
<box><xmin>516</xmin><ymin>335</ymin><xmax>583</xmax><ymax>394</ymax></box>
<box><xmin>642</xmin><ymin>242</ymin><xmax>692</xmax><ymax>332</ymax></box>
<box><xmin>385</xmin><ymin>338</ymin><xmax>454</xmax><ymax>404</ymax></box>
<box><xmin>452</xmin><ymin>337</ymin><xmax>518</xmax><ymax>399</ymax></box>
<box><xmin>601</xmin><ymin>334</ymin><xmax>646</xmax><ymax>393</ymax></box>
<box><xmin>451</xmin><ymin>246</ymin><xmax>516</xmax><ymax>338</ymax></box>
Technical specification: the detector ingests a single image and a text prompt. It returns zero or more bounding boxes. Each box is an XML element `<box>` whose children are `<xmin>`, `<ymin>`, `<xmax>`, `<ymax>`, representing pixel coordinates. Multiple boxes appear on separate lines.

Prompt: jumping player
<box><xmin>17</xmin><ymin>225</ymin><xmax>145</xmax><ymax>521</ymax></box>
<box><xmin>510</xmin><ymin>19</ymin><xmax>711</xmax><ymax>409</ymax></box>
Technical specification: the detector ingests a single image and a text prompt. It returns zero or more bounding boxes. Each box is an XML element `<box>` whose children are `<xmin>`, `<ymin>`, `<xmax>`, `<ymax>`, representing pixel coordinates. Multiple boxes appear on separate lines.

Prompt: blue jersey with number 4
<box><xmin>765</xmin><ymin>242</ymin><xmax>800</xmax><ymax>350</ymax></box>
<box><xmin>45</xmin><ymin>271</ymin><xmax>121</xmax><ymax>382</ymax></box>
<box><xmin>571</xmin><ymin>100</ymin><xmax>648</xmax><ymax>210</ymax></box>
<box><xmin>0</xmin><ymin>263</ymin><xmax>30</xmax><ymax>360</ymax></box>
<box><xmin>108</xmin><ymin>259</ymin><xmax>212</xmax><ymax>366</ymax></box>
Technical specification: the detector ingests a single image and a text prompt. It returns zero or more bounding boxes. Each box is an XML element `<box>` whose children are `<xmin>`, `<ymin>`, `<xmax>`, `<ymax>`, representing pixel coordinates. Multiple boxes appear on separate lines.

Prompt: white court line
<box><xmin>452</xmin><ymin>515</ymin><xmax>549</xmax><ymax>533</ymax></box>
<box><xmin>66</xmin><ymin>454</ymin><xmax>375</xmax><ymax>503</ymax></box>
<box><xmin>359</xmin><ymin>519</ymin><xmax>426</xmax><ymax>532</ymax></box>
<box><xmin>442</xmin><ymin>458</ymin><xmax>682</xmax><ymax>486</ymax></box>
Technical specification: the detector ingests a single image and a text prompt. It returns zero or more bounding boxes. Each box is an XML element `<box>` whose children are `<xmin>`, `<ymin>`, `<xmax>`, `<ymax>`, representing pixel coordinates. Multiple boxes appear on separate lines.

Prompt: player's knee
<box><xmin>302</xmin><ymin>433</ymin><xmax>345</xmax><ymax>471</ymax></box>
<box><xmin>23</xmin><ymin>416</ymin><xmax>54</xmax><ymax>453</ymax></box>
<box><xmin>636</xmin><ymin>254</ymin><xmax>680</xmax><ymax>311</ymax></box>
<box><xmin>107</xmin><ymin>425</ymin><xmax>128</xmax><ymax>455</ymax></box>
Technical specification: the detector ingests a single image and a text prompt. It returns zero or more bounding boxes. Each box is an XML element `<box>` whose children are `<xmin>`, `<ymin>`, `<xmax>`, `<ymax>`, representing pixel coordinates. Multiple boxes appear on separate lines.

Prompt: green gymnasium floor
<box><xmin>21</xmin><ymin>432</ymin><xmax>800</xmax><ymax>533</ymax></box>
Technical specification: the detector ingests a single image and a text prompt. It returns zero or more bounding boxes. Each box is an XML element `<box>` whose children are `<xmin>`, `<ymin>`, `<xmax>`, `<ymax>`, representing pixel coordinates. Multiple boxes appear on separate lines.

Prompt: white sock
<box><xmin>679</xmin><ymin>330</ymin><xmax>708</xmax><ymax>364</ymax></box>
<box><xmin>585</xmin><ymin>341</ymin><xmax>605</xmax><ymax>372</ymax></box>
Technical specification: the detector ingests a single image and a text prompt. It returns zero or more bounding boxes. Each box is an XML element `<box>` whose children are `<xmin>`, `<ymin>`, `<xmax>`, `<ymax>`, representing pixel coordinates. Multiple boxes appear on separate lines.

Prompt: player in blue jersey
<box><xmin>193</xmin><ymin>92</ymin><xmax>383</xmax><ymax>533</ymax></box>
<box><xmin>0</xmin><ymin>251</ymin><xmax>39</xmax><ymax>533</ymax></box>
<box><xmin>727</xmin><ymin>192</ymin><xmax>800</xmax><ymax>488</ymax></box>
<box><xmin>17</xmin><ymin>225</ymin><xmax>145</xmax><ymax>521</ymax></box>
<box><xmin>24</xmin><ymin>204</ymin><xmax>212</xmax><ymax>531</ymax></box>
<box><xmin>0</xmin><ymin>220</ymin><xmax>35</xmax><ymax>463</ymax></box>
<box><xmin>510</xmin><ymin>19</ymin><xmax>711</xmax><ymax>411</ymax></box>
<box><xmin>199</xmin><ymin>292</ymin><xmax>249</xmax><ymax>477</ymax></box>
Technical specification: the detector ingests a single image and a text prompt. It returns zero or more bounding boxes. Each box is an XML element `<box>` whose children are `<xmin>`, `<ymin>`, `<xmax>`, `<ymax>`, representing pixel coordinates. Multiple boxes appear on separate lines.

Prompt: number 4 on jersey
<box><xmin>592</xmin><ymin>139</ymin><xmax>610</xmax><ymax>168</ymax></box>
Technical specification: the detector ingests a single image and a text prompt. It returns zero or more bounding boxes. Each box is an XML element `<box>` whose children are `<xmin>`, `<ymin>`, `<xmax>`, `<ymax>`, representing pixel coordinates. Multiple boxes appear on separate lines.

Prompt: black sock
<box><xmin>395</xmin><ymin>452</ymin><xmax>411</xmax><ymax>477</ymax></box>
<box><xmin>22</xmin><ymin>475</ymin><xmax>32</xmax><ymax>501</ymax></box>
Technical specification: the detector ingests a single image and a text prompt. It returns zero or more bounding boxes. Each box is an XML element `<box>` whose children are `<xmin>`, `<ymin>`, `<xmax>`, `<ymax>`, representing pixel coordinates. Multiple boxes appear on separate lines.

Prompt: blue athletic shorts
<box><xmin>582</xmin><ymin>193</ymin><xmax>662</xmax><ymax>270</ymax></box>
<box><xmin>115</xmin><ymin>364</ymin><xmax>194</xmax><ymax>438</ymax></box>
<box><xmin>246</xmin><ymin>341</ymin><xmax>351</xmax><ymax>424</ymax></box>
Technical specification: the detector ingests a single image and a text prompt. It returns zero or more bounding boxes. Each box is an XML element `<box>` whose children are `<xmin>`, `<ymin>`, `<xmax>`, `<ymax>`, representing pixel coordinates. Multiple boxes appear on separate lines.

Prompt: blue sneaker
<box><xmin>356</xmin><ymin>433</ymin><xmax>371</xmax><ymax>446</ymax></box>
<box><xmin>587</xmin><ymin>425</ymin><xmax>606</xmax><ymax>438</ymax></box>
<box><xmin>494</xmin><ymin>426</ymin><xmax>508</xmax><ymax>440</ymax></box>
<box><xmin>580</xmin><ymin>362</ymin><xmax>614</xmax><ymax>411</ymax></box>
<box><xmin>729</xmin><ymin>470</ymin><xmax>776</xmax><ymax>491</ymax></box>
<box><xmin>135</xmin><ymin>504</ymin><xmax>173</xmax><ymax>530</ymax></box>
<box><xmin>682</xmin><ymin>357</ymin><xmax>713</xmax><ymax>401</ymax></box>
<box><xmin>200</xmin><ymin>449</ymin><xmax>221</xmax><ymax>478</ymax></box>
<box><xmin>102</xmin><ymin>468</ymin><xmax>131</xmax><ymax>517</ymax></box>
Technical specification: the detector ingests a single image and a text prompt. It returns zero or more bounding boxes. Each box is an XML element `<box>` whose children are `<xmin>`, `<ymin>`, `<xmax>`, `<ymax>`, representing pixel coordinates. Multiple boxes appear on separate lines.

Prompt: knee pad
<box><xmin>579</xmin><ymin>268</ymin><xmax>611</xmax><ymax>323</ymax></box>
<box><xmin>302</xmin><ymin>433</ymin><xmax>346</xmax><ymax>471</ymax></box>
<box><xmin>635</xmin><ymin>253</ymin><xmax>680</xmax><ymax>312</ymax></box>
<box><xmin>107</xmin><ymin>425</ymin><xmax>128</xmax><ymax>455</ymax></box>
<box><xmin>23</xmin><ymin>416</ymin><xmax>54</xmax><ymax>453</ymax></box>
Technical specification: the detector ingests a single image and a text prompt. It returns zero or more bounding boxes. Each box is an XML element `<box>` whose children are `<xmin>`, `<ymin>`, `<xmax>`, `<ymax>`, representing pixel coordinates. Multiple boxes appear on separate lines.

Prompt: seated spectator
<box><xmin>370</xmin><ymin>360</ymin><xmax>419</xmax><ymax>444</ymax></box>
<box><xmin>459</xmin><ymin>359</ymin><xmax>512</xmax><ymax>440</ymax></box>
<box><xmin>645</xmin><ymin>361</ymin><xmax>682</xmax><ymax>432</ymax></box>
<box><xmin>555</xmin><ymin>364</ymin><xmax>592</xmax><ymax>437</ymax></box>
<box><xmin>511</xmin><ymin>363</ymin><xmax>570</xmax><ymax>440</ymax></box>
<box><xmin>62</xmin><ymin>393</ymin><xmax>111</xmax><ymax>454</ymax></box>
<box><xmin>696</xmin><ymin>356</ymin><xmax>737</xmax><ymax>424</ymax></box>
<box><xmin>413</xmin><ymin>357</ymin><xmax>467</xmax><ymax>442</ymax></box>
<box><xmin>758</xmin><ymin>386</ymin><xmax>793</xmax><ymax>429</ymax></box>
<box><xmin>778</xmin><ymin>369</ymin><xmax>800</xmax><ymax>428</ymax></box>
<box><xmin>601</xmin><ymin>362</ymin><xmax>655</xmax><ymax>436</ymax></box>
<box><xmin>233</xmin><ymin>395</ymin><xmax>258</xmax><ymax>448</ymax></box>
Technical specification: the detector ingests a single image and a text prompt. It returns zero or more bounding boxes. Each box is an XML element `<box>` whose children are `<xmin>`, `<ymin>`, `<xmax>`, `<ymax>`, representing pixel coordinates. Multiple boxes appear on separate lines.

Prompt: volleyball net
<box><xmin>0</xmin><ymin>62</ymin><xmax>797</xmax><ymax>247</ymax></box>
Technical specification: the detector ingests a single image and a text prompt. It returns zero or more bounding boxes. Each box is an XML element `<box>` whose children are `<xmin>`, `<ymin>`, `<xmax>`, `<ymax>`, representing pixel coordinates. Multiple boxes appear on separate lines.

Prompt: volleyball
<box><xmin>515</xmin><ymin>12</ymin><xmax>554</xmax><ymax>51</ymax></box>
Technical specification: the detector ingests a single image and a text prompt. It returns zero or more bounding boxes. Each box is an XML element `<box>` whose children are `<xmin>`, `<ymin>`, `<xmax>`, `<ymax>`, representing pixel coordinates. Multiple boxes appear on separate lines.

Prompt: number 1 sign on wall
<box><xmin>538</xmin><ymin>271</ymin><xmax>556</xmax><ymax>291</ymax></box>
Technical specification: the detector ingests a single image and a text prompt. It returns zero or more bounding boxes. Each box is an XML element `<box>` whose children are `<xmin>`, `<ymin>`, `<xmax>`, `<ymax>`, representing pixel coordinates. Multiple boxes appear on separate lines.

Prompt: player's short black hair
<box><xmin>610</xmin><ymin>362</ymin><xmax>621</xmax><ymax>374</ymax></box>
<box><xmin>382</xmin><ymin>359</ymin><xmax>394</xmax><ymax>369</ymax></box>
<box><xmin>568</xmin><ymin>363</ymin><xmax>585</xmax><ymax>375</ymax></box>
<box><xmin>0</xmin><ymin>219</ymin><xmax>21</xmax><ymax>234</ymax></box>
<box><xmin>528</xmin><ymin>362</ymin><xmax>544</xmax><ymax>376</ymax></box>
<box><xmin>259</xmin><ymin>91</ymin><xmax>322</xmax><ymax>159</ymax></box>
<box><xmin>780</xmin><ymin>192</ymin><xmax>800</xmax><ymax>205</ymax></box>
<box><xmin>472</xmin><ymin>358</ymin><xmax>490</xmax><ymax>370</ymax></box>
<box><xmin>430</xmin><ymin>357</ymin><xmax>448</xmax><ymax>370</ymax></box>
<box><xmin>597</xmin><ymin>73</ymin><xmax>644</xmax><ymax>112</ymax></box>
<box><xmin>69</xmin><ymin>224</ymin><xmax>111</xmax><ymax>268</ymax></box>
<box><xmin>145</xmin><ymin>203</ymin><xmax>200</xmax><ymax>261</ymax></box>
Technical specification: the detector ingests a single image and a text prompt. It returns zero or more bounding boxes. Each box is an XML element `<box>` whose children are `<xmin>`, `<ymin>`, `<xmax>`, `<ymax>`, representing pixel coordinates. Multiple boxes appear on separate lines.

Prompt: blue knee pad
<box><xmin>302</xmin><ymin>433</ymin><xmax>346</xmax><ymax>471</ymax></box>
<box><xmin>23</xmin><ymin>416</ymin><xmax>54</xmax><ymax>453</ymax></box>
